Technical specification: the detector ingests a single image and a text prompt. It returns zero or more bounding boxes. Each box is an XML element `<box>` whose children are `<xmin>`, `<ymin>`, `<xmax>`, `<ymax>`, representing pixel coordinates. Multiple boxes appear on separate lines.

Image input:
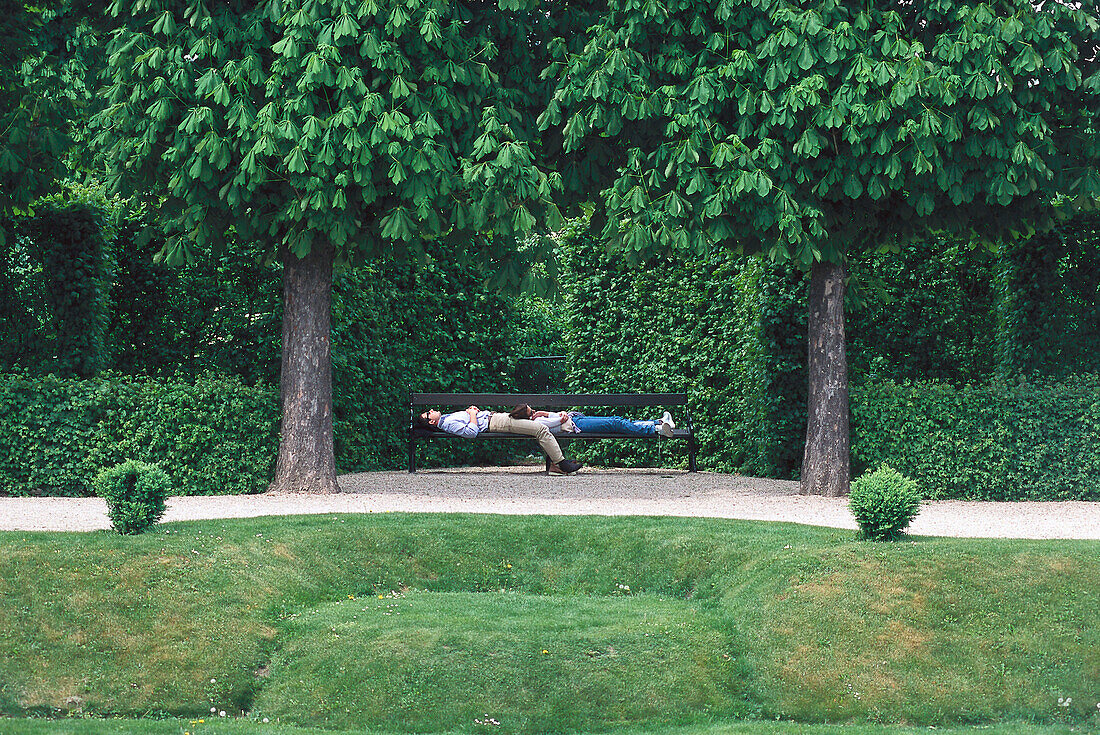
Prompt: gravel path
<box><xmin>1</xmin><ymin>467</ymin><xmax>1098</xmax><ymax>539</ymax></box>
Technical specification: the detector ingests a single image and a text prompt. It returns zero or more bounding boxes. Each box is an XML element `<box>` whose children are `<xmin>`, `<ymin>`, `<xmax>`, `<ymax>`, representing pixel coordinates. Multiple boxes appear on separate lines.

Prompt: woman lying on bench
<box><xmin>510</xmin><ymin>404</ymin><xmax>677</xmax><ymax>437</ymax></box>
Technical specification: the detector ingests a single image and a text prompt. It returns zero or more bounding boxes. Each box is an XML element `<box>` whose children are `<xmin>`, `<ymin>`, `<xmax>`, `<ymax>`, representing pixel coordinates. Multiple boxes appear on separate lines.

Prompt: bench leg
<box><xmin>408</xmin><ymin>437</ymin><xmax>416</xmax><ymax>473</ymax></box>
<box><xmin>689</xmin><ymin>435</ymin><xmax>697</xmax><ymax>472</ymax></box>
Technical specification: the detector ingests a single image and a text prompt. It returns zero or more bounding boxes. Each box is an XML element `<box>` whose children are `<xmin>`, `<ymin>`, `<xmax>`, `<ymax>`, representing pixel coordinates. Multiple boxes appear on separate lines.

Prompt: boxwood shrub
<box><xmin>851</xmin><ymin>375</ymin><xmax>1100</xmax><ymax>500</ymax></box>
<box><xmin>0</xmin><ymin>372</ymin><xmax>277</xmax><ymax>497</ymax></box>
<box><xmin>849</xmin><ymin>465</ymin><xmax>921</xmax><ymax>540</ymax></box>
<box><xmin>94</xmin><ymin>459</ymin><xmax>172</xmax><ymax>534</ymax></box>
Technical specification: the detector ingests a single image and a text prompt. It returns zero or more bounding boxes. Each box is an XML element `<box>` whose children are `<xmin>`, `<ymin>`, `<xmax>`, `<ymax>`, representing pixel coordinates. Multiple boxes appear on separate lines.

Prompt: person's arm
<box><xmin>533</xmin><ymin>415</ymin><xmax>563</xmax><ymax>432</ymax></box>
<box><xmin>438</xmin><ymin>411</ymin><xmax>480</xmax><ymax>438</ymax></box>
<box><xmin>532</xmin><ymin>410</ymin><xmax>565</xmax><ymax>424</ymax></box>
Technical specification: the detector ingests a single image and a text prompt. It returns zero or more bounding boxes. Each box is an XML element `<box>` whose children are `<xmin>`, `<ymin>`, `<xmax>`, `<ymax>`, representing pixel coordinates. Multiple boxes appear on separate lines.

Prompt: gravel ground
<box><xmin>1</xmin><ymin>466</ymin><xmax>1098</xmax><ymax>539</ymax></box>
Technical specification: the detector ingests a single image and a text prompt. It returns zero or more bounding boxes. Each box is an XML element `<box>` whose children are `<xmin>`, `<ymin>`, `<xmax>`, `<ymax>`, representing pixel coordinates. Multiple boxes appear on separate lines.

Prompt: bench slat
<box><xmin>411</xmin><ymin>393</ymin><xmax>688</xmax><ymax>407</ymax></box>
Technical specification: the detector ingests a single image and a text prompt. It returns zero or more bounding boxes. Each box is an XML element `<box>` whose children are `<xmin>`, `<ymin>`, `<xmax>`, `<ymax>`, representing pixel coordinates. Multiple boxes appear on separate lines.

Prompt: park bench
<box><xmin>408</xmin><ymin>393</ymin><xmax>696</xmax><ymax>473</ymax></box>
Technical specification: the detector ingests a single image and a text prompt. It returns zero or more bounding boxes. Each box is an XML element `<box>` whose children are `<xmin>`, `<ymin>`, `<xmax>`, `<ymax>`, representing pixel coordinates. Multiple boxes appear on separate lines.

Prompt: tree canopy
<box><xmin>93</xmin><ymin>0</ymin><xmax>562</xmax><ymax>266</ymax></box>
<box><xmin>0</xmin><ymin>0</ymin><xmax>99</xmax><ymax>236</ymax></box>
<box><xmin>546</xmin><ymin>0</ymin><xmax>1100</xmax><ymax>262</ymax></box>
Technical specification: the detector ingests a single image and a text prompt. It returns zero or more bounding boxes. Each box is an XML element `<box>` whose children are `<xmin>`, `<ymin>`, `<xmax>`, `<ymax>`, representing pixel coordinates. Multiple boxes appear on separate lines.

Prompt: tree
<box><xmin>0</xmin><ymin>0</ymin><xmax>77</xmax><ymax>235</ymax></box>
<box><xmin>545</xmin><ymin>0</ymin><xmax>1100</xmax><ymax>495</ymax></box>
<box><xmin>94</xmin><ymin>0</ymin><xmax>561</xmax><ymax>492</ymax></box>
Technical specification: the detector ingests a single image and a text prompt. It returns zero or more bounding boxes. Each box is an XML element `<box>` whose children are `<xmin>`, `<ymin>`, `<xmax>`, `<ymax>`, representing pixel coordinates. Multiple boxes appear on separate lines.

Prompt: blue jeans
<box><xmin>571</xmin><ymin>416</ymin><xmax>657</xmax><ymax>436</ymax></box>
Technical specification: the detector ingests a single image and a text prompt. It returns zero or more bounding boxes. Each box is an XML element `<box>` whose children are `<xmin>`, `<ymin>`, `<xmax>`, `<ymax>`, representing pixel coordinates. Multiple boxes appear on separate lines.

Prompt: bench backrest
<box><xmin>411</xmin><ymin>393</ymin><xmax>688</xmax><ymax>408</ymax></box>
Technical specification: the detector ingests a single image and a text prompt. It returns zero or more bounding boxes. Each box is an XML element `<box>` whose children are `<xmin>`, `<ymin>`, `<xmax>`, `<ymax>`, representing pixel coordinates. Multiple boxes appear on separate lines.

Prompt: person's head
<box><xmin>415</xmin><ymin>409</ymin><xmax>442</xmax><ymax>428</ymax></box>
<box><xmin>509</xmin><ymin>404</ymin><xmax>534</xmax><ymax>420</ymax></box>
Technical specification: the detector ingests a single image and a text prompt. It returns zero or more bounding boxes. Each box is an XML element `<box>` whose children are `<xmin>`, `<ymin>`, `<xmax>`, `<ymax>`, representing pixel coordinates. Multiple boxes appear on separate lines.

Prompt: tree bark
<box><xmin>269</xmin><ymin>241</ymin><xmax>339</xmax><ymax>494</ymax></box>
<box><xmin>801</xmin><ymin>259</ymin><xmax>850</xmax><ymax>496</ymax></box>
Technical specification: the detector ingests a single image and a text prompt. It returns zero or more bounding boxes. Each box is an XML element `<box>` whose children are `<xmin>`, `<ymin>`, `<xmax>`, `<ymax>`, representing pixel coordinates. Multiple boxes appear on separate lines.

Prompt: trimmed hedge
<box><xmin>994</xmin><ymin>210</ymin><xmax>1100</xmax><ymax>379</ymax></box>
<box><xmin>559</xmin><ymin>219</ymin><xmax>773</xmax><ymax>473</ymax></box>
<box><xmin>849</xmin><ymin>465</ymin><xmax>922</xmax><ymax>540</ymax></box>
<box><xmin>852</xmin><ymin>376</ymin><xmax>1100</xmax><ymax>500</ymax></box>
<box><xmin>20</xmin><ymin>189</ymin><xmax>113</xmax><ymax>378</ymax></box>
<box><xmin>558</xmin><ymin>217</ymin><xmax>813</xmax><ymax>476</ymax></box>
<box><xmin>0</xmin><ymin>372</ymin><xmax>277</xmax><ymax>497</ymax></box>
<box><xmin>331</xmin><ymin>253</ymin><xmax>554</xmax><ymax>472</ymax></box>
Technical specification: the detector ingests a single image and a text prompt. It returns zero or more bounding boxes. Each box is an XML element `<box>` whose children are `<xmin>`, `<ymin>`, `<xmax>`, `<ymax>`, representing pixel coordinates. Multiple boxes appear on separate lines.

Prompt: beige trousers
<box><xmin>489</xmin><ymin>413</ymin><xmax>565</xmax><ymax>463</ymax></box>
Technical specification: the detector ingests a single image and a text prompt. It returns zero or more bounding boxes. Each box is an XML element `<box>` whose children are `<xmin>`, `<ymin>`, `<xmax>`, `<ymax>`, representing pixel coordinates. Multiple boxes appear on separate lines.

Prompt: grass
<box><xmin>0</xmin><ymin>718</ymin><xmax>1093</xmax><ymax>735</ymax></box>
<box><xmin>256</xmin><ymin>591</ymin><xmax>744</xmax><ymax>731</ymax></box>
<box><xmin>0</xmin><ymin>513</ymin><xmax>1098</xmax><ymax>734</ymax></box>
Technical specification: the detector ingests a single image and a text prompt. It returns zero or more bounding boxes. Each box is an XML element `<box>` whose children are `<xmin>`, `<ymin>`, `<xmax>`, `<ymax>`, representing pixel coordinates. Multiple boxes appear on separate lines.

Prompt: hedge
<box><xmin>851</xmin><ymin>375</ymin><xmax>1100</xmax><ymax>500</ymax></box>
<box><xmin>0</xmin><ymin>372</ymin><xmax>277</xmax><ymax>497</ymax></box>
<box><xmin>994</xmin><ymin>210</ymin><xmax>1100</xmax><ymax>380</ymax></box>
<box><xmin>331</xmin><ymin>250</ymin><xmax>561</xmax><ymax>472</ymax></box>
<box><xmin>559</xmin><ymin>219</ymin><xmax>777</xmax><ymax>474</ymax></box>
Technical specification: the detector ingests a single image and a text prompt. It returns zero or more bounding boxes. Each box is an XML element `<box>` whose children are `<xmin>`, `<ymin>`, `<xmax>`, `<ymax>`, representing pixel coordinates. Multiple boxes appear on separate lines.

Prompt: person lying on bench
<box><xmin>512</xmin><ymin>404</ymin><xmax>676</xmax><ymax>437</ymax></box>
<box><xmin>415</xmin><ymin>406</ymin><xmax>584</xmax><ymax>475</ymax></box>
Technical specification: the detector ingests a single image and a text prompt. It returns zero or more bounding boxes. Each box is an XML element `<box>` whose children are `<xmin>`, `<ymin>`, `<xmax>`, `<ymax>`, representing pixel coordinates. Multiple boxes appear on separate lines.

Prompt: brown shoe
<box><xmin>549</xmin><ymin>459</ymin><xmax>583</xmax><ymax>475</ymax></box>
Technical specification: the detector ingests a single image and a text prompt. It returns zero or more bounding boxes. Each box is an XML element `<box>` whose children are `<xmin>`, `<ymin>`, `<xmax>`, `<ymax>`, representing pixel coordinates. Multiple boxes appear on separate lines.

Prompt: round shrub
<box><xmin>94</xmin><ymin>460</ymin><xmax>172</xmax><ymax>534</ymax></box>
<box><xmin>849</xmin><ymin>465</ymin><xmax>921</xmax><ymax>541</ymax></box>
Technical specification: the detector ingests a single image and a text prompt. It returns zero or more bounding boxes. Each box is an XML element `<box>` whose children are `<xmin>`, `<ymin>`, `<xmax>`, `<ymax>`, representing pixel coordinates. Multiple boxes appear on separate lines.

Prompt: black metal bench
<box><xmin>408</xmin><ymin>393</ymin><xmax>696</xmax><ymax>473</ymax></box>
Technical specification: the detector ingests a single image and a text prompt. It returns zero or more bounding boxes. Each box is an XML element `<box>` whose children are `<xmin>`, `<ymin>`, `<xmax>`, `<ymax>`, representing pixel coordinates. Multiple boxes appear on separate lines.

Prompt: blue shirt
<box><xmin>438</xmin><ymin>409</ymin><xmax>492</xmax><ymax>437</ymax></box>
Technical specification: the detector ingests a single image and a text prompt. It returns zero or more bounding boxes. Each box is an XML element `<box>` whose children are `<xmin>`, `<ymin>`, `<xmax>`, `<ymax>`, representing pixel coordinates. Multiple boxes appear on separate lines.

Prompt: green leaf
<box><xmin>152</xmin><ymin>10</ymin><xmax>176</xmax><ymax>36</ymax></box>
<box><xmin>797</xmin><ymin>43</ymin><xmax>814</xmax><ymax>71</ymax></box>
<box><xmin>284</xmin><ymin>147</ymin><xmax>307</xmax><ymax>173</ymax></box>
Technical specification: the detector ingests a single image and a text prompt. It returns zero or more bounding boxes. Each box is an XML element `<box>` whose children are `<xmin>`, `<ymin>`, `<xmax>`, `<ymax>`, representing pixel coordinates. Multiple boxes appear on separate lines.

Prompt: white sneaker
<box><xmin>658</xmin><ymin>412</ymin><xmax>675</xmax><ymax>437</ymax></box>
<box><xmin>662</xmin><ymin>411</ymin><xmax>675</xmax><ymax>429</ymax></box>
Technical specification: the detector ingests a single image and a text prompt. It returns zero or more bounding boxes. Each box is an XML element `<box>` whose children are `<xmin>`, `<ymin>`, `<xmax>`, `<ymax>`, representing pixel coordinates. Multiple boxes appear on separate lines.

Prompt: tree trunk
<box><xmin>801</xmin><ymin>259</ymin><xmax>849</xmax><ymax>496</ymax></box>
<box><xmin>269</xmin><ymin>241</ymin><xmax>339</xmax><ymax>494</ymax></box>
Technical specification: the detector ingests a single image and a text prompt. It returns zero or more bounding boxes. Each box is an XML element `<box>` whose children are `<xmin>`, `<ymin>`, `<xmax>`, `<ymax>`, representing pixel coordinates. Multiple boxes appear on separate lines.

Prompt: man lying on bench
<box><xmin>414</xmin><ymin>405</ymin><xmax>585</xmax><ymax>475</ymax></box>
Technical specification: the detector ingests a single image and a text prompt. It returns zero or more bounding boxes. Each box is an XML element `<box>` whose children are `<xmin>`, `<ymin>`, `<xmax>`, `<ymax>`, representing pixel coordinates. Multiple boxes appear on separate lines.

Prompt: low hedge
<box><xmin>852</xmin><ymin>375</ymin><xmax>1100</xmax><ymax>500</ymax></box>
<box><xmin>0</xmin><ymin>372</ymin><xmax>277</xmax><ymax>497</ymax></box>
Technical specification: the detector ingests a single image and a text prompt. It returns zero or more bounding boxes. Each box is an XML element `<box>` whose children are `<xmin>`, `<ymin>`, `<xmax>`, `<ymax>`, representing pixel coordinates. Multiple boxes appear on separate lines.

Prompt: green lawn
<box><xmin>0</xmin><ymin>718</ymin><xmax>1093</xmax><ymax>735</ymax></box>
<box><xmin>0</xmin><ymin>513</ymin><xmax>1097</xmax><ymax>734</ymax></box>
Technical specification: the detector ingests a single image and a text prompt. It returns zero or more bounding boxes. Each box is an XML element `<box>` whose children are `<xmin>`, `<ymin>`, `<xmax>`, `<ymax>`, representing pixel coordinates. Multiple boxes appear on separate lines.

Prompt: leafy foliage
<box><xmin>757</xmin><ymin>262</ymin><xmax>807</xmax><ymax>479</ymax></box>
<box><xmin>144</xmin><ymin>236</ymin><xmax>282</xmax><ymax>384</ymax></box>
<box><xmin>559</xmin><ymin>218</ymin><xmax>772</xmax><ymax>473</ymax></box>
<box><xmin>93</xmin><ymin>0</ymin><xmax>561</xmax><ymax>266</ymax></box>
<box><xmin>94</xmin><ymin>459</ymin><xmax>172</xmax><ymax>534</ymax></box>
<box><xmin>92</xmin><ymin>0</ymin><xmax>574</xmax><ymax>491</ymax></box>
<box><xmin>0</xmin><ymin>228</ymin><xmax>48</xmax><ymax>371</ymax></box>
<box><xmin>848</xmin><ymin>465</ymin><xmax>921</xmax><ymax>541</ymax></box>
<box><xmin>332</xmin><ymin>250</ymin><xmax>542</xmax><ymax>472</ymax></box>
<box><xmin>560</xmin><ymin>215</ymin><xmax>1100</xmax><ymax>491</ymax></box>
<box><xmin>995</xmin><ymin>210</ymin><xmax>1100</xmax><ymax>379</ymax></box>
<box><xmin>106</xmin><ymin>211</ymin><xmax>185</xmax><ymax>376</ymax></box>
<box><xmin>547</xmin><ymin>0</ymin><xmax>1100</xmax><ymax>263</ymax></box>
<box><xmin>545</xmin><ymin>0</ymin><xmax>1100</xmax><ymax>495</ymax></box>
<box><xmin>848</xmin><ymin>239</ymin><xmax>998</xmax><ymax>384</ymax></box>
<box><xmin>0</xmin><ymin>2</ymin><xmax>77</xmax><ymax>236</ymax></box>
<box><xmin>852</xmin><ymin>376</ymin><xmax>1100</xmax><ymax>500</ymax></box>
<box><xmin>20</xmin><ymin>186</ymin><xmax>114</xmax><ymax>377</ymax></box>
<box><xmin>0</xmin><ymin>372</ymin><xmax>277</xmax><ymax>497</ymax></box>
